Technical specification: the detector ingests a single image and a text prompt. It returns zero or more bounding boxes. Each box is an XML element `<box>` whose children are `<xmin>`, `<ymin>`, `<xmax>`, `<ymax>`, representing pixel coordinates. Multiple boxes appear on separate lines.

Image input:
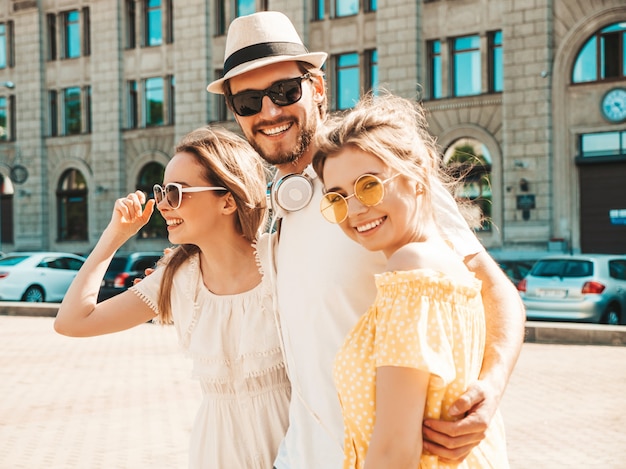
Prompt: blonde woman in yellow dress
<box><xmin>312</xmin><ymin>93</ymin><xmax>509</xmax><ymax>468</ymax></box>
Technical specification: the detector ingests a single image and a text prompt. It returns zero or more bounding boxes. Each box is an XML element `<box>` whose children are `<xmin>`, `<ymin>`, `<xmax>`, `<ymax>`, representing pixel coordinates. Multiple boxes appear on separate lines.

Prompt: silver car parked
<box><xmin>518</xmin><ymin>254</ymin><xmax>626</xmax><ymax>325</ymax></box>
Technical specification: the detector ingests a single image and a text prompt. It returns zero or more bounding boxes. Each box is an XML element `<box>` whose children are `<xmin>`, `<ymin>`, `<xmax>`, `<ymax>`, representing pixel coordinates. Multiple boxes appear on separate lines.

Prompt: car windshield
<box><xmin>0</xmin><ymin>255</ymin><xmax>29</xmax><ymax>266</ymax></box>
<box><xmin>531</xmin><ymin>259</ymin><xmax>593</xmax><ymax>278</ymax></box>
<box><xmin>106</xmin><ymin>258</ymin><xmax>128</xmax><ymax>273</ymax></box>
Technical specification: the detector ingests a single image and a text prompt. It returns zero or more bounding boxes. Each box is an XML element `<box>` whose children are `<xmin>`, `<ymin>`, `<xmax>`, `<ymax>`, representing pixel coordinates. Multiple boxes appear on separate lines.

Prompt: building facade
<box><xmin>0</xmin><ymin>0</ymin><xmax>625</xmax><ymax>257</ymax></box>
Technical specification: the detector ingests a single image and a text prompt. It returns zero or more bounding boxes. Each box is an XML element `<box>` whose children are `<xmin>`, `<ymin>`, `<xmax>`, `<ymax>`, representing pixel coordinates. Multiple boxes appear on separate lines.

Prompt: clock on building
<box><xmin>601</xmin><ymin>88</ymin><xmax>626</xmax><ymax>123</ymax></box>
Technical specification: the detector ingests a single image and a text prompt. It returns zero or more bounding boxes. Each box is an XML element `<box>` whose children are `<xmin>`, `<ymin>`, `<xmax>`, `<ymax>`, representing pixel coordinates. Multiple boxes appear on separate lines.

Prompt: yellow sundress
<box><xmin>333</xmin><ymin>268</ymin><xmax>509</xmax><ymax>468</ymax></box>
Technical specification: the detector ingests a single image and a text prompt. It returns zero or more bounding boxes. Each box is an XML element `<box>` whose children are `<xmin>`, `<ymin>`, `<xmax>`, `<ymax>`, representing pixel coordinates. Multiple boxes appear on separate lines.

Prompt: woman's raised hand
<box><xmin>109</xmin><ymin>190</ymin><xmax>156</xmax><ymax>238</ymax></box>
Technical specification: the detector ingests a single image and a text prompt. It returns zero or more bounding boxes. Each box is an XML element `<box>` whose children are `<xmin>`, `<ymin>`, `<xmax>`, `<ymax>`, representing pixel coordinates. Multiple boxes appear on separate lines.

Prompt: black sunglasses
<box><xmin>228</xmin><ymin>73</ymin><xmax>311</xmax><ymax>117</ymax></box>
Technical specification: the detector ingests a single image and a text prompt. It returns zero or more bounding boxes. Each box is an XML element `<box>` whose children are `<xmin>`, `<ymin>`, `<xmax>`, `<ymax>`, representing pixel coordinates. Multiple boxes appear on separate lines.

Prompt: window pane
<box><xmin>444</xmin><ymin>138</ymin><xmax>492</xmax><ymax>231</ymax></box>
<box><xmin>0</xmin><ymin>96</ymin><xmax>7</xmax><ymax>140</ymax></box>
<box><xmin>145</xmin><ymin>77</ymin><xmax>164</xmax><ymax>126</ymax></box>
<box><xmin>368</xmin><ymin>49</ymin><xmax>378</xmax><ymax>94</ymax></box>
<box><xmin>336</xmin><ymin>53</ymin><xmax>360</xmax><ymax>110</ymax></box>
<box><xmin>491</xmin><ymin>31</ymin><xmax>503</xmax><ymax>92</ymax></box>
<box><xmin>146</xmin><ymin>0</ymin><xmax>162</xmax><ymax>46</ymax></box>
<box><xmin>572</xmin><ymin>37</ymin><xmax>597</xmax><ymax>83</ymax></box>
<box><xmin>601</xmin><ymin>32</ymin><xmax>620</xmax><ymax>79</ymax></box>
<box><xmin>336</xmin><ymin>0</ymin><xmax>359</xmax><ymax>17</ymax></box>
<box><xmin>57</xmin><ymin>169</ymin><xmax>88</xmax><ymax>241</ymax></box>
<box><xmin>65</xmin><ymin>10</ymin><xmax>80</xmax><ymax>58</ymax></box>
<box><xmin>0</xmin><ymin>24</ymin><xmax>6</xmax><ymax>68</ymax></box>
<box><xmin>125</xmin><ymin>0</ymin><xmax>136</xmax><ymax>48</ymax></box>
<box><xmin>236</xmin><ymin>0</ymin><xmax>256</xmax><ymax>17</ymax></box>
<box><xmin>429</xmin><ymin>40</ymin><xmax>442</xmax><ymax>99</ymax></box>
<box><xmin>49</xmin><ymin>90</ymin><xmax>58</xmax><ymax>136</ymax></box>
<box><xmin>64</xmin><ymin>87</ymin><xmax>81</xmax><ymax>135</ymax></box>
<box><xmin>453</xmin><ymin>36</ymin><xmax>481</xmax><ymax>97</ymax></box>
<box><xmin>314</xmin><ymin>0</ymin><xmax>325</xmax><ymax>20</ymax></box>
<box><xmin>581</xmin><ymin>132</ymin><xmax>621</xmax><ymax>157</ymax></box>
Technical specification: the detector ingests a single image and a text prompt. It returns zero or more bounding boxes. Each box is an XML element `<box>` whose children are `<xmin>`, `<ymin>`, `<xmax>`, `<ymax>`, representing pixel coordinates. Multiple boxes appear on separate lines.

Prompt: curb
<box><xmin>524</xmin><ymin>321</ymin><xmax>626</xmax><ymax>346</ymax></box>
<box><xmin>1</xmin><ymin>302</ymin><xmax>625</xmax><ymax>346</ymax></box>
<box><xmin>0</xmin><ymin>301</ymin><xmax>59</xmax><ymax>318</ymax></box>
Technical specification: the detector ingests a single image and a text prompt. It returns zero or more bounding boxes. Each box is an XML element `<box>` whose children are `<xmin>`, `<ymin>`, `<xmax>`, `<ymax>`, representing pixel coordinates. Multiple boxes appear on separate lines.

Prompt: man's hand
<box><xmin>422</xmin><ymin>380</ymin><xmax>496</xmax><ymax>462</ymax></box>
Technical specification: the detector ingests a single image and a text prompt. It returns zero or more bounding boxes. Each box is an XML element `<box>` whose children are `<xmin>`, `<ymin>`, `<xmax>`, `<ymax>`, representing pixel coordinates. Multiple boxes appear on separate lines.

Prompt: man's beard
<box><xmin>250</xmin><ymin>107</ymin><xmax>317</xmax><ymax>167</ymax></box>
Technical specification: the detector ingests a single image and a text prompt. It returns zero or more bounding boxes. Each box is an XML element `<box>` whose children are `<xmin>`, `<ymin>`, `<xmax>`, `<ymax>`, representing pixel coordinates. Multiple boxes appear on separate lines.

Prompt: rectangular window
<box><xmin>336</xmin><ymin>52</ymin><xmax>360</xmax><ymax>110</ymax></box>
<box><xmin>145</xmin><ymin>0</ymin><xmax>163</xmax><ymax>46</ymax></box>
<box><xmin>6</xmin><ymin>21</ymin><xmax>14</xmax><ymax>67</ymax></box>
<box><xmin>48</xmin><ymin>90</ymin><xmax>58</xmax><ymax>136</ymax></box>
<box><xmin>489</xmin><ymin>30</ymin><xmax>503</xmax><ymax>92</ymax></box>
<box><xmin>1</xmin><ymin>94</ymin><xmax>15</xmax><ymax>141</ymax></box>
<box><xmin>213</xmin><ymin>69</ymin><xmax>229</xmax><ymax>121</ymax></box>
<box><xmin>335</xmin><ymin>0</ymin><xmax>359</xmax><ymax>17</ymax></box>
<box><xmin>313</xmin><ymin>0</ymin><xmax>325</xmax><ymax>20</ymax></box>
<box><xmin>453</xmin><ymin>35</ymin><xmax>481</xmax><ymax>97</ymax></box>
<box><xmin>601</xmin><ymin>32</ymin><xmax>621</xmax><ymax>79</ymax></box>
<box><xmin>165</xmin><ymin>0</ymin><xmax>173</xmax><ymax>43</ymax></box>
<box><xmin>167</xmin><ymin>75</ymin><xmax>175</xmax><ymax>125</ymax></box>
<box><xmin>365</xmin><ymin>0</ymin><xmax>377</xmax><ymax>13</ymax></box>
<box><xmin>236</xmin><ymin>0</ymin><xmax>256</xmax><ymax>17</ymax></box>
<box><xmin>145</xmin><ymin>77</ymin><xmax>164</xmax><ymax>126</ymax></box>
<box><xmin>366</xmin><ymin>49</ymin><xmax>378</xmax><ymax>94</ymax></box>
<box><xmin>125</xmin><ymin>0</ymin><xmax>136</xmax><ymax>48</ymax></box>
<box><xmin>127</xmin><ymin>80</ymin><xmax>138</xmax><ymax>128</ymax></box>
<box><xmin>0</xmin><ymin>96</ymin><xmax>7</xmax><ymax>140</ymax></box>
<box><xmin>428</xmin><ymin>40</ymin><xmax>442</xmax><ymax>99</ymax></box>
<box><xmin>82</xmin><ymin>7</ymin><xmax>91</xmax><ymax>56</ymax></box>
<box><xmin>215</xmin><ymin>0</ymin><xmax>226</xmax><ymax>35</ymax></box>
<box><xmin>0</xmin><ymin>24</ymin><xmax>6</xmax><ymax>68</ymax></box>
<box><xmin>63</xmin><ymin>87</ymin><xmax>82</xmax><ymax>135</ymax></box>
<box><xmin>47</xmin><ymin>13</ymin><xmax>57</xmax><ymax>61</ymax></box>
<box><xmin>84</xmin><ymin>86</ymin><xmax>92</xmax><ymax>133</ymax></box>
<box><xmin>580</xmin><ymin>132</ymin><xmax>623</xmax><ymax>158</ymax></box>
<box><xmin>63</xmin><ymin>10</ymin><xmax>81</xmax><ymax>59</ymax></box>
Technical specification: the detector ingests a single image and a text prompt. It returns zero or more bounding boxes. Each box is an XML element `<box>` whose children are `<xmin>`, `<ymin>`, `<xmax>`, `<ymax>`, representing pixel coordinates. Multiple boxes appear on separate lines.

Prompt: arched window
<box><xmin>137</xmin><ymin>162</ymin><xmax>166</xmax><ymax>238</ymax></box>
<box><xmin>572</xmin><ymin>23</ymin><xmax>626</xmax><ymax>84</ymax></box>
<box><xmin>0</xmin><ymin>173</ymin><xmax>14</xmax><ymax>246</ymax></box>
<box><xmin>443</xmin><ymin>138</ymin><xmax>492</xmax><ymax>231</ymax></box>
<box><xmin>57</xmin><ymin>169</ymin><xmax>87</xmax><ymax>241</ymax></box>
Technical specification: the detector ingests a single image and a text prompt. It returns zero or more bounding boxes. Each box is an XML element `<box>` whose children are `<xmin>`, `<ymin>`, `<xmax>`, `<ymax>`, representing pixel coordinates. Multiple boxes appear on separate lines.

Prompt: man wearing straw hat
<box><xmin>207</xmin><ymin>11</ymin><xmax>524</xmax><ymax>469</ymax></box>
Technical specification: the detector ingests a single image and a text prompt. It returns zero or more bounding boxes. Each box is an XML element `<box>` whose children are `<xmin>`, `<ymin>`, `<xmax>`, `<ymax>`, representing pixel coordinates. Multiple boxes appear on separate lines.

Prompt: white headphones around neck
<box><xmin>268</xmin><ymin>166</ymin><xmax>316</xmax><ymax>214</ymax></box>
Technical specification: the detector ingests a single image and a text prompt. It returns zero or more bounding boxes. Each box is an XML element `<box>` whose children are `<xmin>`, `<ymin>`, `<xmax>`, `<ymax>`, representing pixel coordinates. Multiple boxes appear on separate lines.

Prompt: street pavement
<box><xmin>1</xmin><ymin>315</ymin><xmax>625</xmax><ymax>468</ymax></box>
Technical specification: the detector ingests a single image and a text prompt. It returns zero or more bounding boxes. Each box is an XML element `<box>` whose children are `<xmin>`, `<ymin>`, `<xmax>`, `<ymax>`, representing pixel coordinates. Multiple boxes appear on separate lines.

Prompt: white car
<box><xmin>0</xmin><ymin>252</ymin><xmax>86</xmax><ymax>302</ymax></box>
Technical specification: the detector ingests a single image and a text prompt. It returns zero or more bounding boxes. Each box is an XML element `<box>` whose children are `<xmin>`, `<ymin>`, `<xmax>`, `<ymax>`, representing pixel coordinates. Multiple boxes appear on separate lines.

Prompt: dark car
<box><xmin>497</xmin><ymin>259</ymin><xmax>537</xmax><ymax>286</ymax></box>
<box><xmin>98</xmin><ymin>252</ymin><xmax>163</xmax><ymax>301</ymax></box>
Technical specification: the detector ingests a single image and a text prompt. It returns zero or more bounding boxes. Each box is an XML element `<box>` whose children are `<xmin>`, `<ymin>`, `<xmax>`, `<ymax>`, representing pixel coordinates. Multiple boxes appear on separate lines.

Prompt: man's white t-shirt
<box><xmin>272</xmin><ymin>168</ymin><xmax>483</xmax><ymax>469</ymax></box>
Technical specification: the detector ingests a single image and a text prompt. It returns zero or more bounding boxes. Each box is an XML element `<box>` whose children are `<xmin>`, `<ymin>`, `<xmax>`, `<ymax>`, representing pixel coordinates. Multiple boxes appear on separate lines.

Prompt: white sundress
<box><xmin>130</xmin><ymin>235</ymin><xmax>290</xmax><ymax>468</ymax></box>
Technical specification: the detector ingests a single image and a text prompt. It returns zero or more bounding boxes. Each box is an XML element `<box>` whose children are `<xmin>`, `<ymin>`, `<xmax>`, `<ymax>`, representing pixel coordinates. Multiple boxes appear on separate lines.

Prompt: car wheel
<box><xmin>602</xmin><ymin>306</ymin><xmax>620</xmax><ymax>326</ymax></box>
<box><xmin>22</xmin><ymin>286</ymin><xmax>44</xmax><ymax>302</ymax></box>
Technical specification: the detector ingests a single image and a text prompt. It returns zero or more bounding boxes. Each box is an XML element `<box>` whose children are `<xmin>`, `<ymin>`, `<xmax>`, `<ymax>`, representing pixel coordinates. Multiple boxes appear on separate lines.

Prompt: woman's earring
<box><xmin>416</xmin><ymin>184</ymin><xmax>424</xmax><ymax>195</ymax></box>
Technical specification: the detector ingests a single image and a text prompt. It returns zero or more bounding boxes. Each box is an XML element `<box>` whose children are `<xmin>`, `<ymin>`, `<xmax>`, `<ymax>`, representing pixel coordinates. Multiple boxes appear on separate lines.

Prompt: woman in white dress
<box><xmin>54</xmin><ymin>126</ymin><xmax>290</xmax><ymax>468</ymax></box>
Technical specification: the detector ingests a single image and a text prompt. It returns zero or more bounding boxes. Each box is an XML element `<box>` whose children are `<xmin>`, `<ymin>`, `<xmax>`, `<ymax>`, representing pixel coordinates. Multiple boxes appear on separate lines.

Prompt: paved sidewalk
<box><xmin>1</xmin><ymin>315</ymin><xmax>625</xmax><ymax>468</ymax></box>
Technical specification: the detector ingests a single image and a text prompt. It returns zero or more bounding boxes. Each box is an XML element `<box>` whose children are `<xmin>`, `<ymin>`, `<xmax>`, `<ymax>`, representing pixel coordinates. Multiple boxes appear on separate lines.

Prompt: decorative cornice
<box><xmin>12</xmin><ymin>1</ymin><xmax>37</xmax><ymax>12</ymax></box>
<box><xmin>424</xmin><ymin>97</ymin><xmax>503</xmax><ymax>111</ymax></box>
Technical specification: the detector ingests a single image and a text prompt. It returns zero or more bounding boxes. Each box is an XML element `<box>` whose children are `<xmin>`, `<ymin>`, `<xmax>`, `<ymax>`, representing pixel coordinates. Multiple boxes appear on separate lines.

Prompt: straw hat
<box><xmin>206</xmin><ymin>11</ymin><xmax>327</xmax><ymax>94</ymax></box>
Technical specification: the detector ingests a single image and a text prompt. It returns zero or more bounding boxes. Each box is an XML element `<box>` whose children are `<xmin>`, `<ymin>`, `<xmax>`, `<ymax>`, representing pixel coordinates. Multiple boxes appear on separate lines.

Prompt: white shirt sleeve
<box><xmin>431</xmin><ymin>179</ymin><xmax>485</xmax><ymax>258</ymax></box>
